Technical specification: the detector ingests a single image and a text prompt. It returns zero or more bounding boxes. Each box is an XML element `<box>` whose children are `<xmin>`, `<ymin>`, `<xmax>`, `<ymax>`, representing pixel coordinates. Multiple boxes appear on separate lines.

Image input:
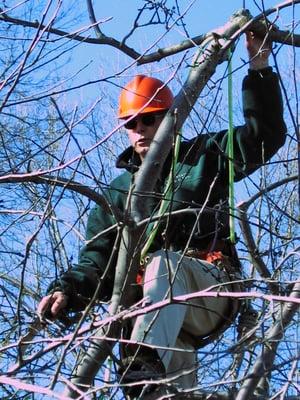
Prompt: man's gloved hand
<box><xmin>37</xmin><ymin>291</ymin><xmax>68</xmax><ymax>320</ymax></box>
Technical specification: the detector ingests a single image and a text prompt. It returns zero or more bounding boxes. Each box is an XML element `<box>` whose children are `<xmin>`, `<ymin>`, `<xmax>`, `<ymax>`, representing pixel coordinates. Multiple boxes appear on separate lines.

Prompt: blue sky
<box><xmin>60</xmin><ymin>0</ymin><xmax>297</xmax><ymax>102</ymax></box>
<box><xmin>79</xmin><ymin>1</ymin><xmax>295</xmax><ymax>64</ymax></box>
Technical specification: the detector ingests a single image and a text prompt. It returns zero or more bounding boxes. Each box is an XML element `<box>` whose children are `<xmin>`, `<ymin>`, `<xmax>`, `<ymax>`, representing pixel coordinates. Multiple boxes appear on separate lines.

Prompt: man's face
<box><xmin>125</xmin><ymin>112</ymin><xmax>165</xmax><ymax>160</ymax></box>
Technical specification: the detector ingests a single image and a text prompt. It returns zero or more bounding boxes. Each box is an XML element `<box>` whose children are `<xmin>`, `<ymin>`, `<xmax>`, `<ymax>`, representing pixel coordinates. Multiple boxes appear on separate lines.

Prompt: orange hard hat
<box><xmin>118</xmin><ymin>75</ymin><xmax>174</xmax><ymax>119</ymax></box>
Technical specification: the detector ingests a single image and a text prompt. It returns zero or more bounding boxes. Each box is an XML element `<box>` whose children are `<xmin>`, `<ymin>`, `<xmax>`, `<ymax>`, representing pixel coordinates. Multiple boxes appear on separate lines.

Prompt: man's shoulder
<box><xmin>110</xmin><ymin>171</ymin><xmax>131</xmax><ymax>187</ymax></box>
<box><xmin>180</xmin><ymin>133</ymin><xmax>221</xmax><ymax>152</ymax></box>
<box><xmin>108</xmin><ymin>171</ymin><xmax>132</xmax><ymax>197</ymax></box>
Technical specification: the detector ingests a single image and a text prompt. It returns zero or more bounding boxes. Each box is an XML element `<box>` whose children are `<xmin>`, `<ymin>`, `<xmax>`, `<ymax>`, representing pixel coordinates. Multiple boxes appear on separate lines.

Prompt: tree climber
<box><xmin>38</xmin><ymin>32</ymin><xmax>286</xmax><ymax>398</ymax></box>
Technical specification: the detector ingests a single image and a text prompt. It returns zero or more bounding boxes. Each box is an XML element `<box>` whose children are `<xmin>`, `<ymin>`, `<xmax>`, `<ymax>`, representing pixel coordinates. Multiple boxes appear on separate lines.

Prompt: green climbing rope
<box><xmin>227</xmin><ymin>48</ymin><xmax>235</xmax><ymax>244</ymax></box>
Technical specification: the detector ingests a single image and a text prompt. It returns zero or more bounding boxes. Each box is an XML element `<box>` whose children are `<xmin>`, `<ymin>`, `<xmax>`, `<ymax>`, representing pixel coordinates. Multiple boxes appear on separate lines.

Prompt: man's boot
<box><xmin>118</xmin><ymin>348</ymin><xmax>166</xmax><ymax>399</ymax></box>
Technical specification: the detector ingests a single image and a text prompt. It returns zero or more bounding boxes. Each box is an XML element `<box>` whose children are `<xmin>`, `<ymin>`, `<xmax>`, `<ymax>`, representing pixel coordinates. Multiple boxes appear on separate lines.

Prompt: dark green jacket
<box><xmin>49</xmin><ymin>68</ymin><xmax>286</xmax><ymax>310</ymax></box>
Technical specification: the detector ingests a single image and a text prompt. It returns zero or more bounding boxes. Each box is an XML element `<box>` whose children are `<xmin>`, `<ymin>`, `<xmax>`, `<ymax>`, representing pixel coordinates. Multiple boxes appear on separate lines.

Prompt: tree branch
<box><xmin>0</xmin><ymin>376</ymin><xmax>72</xmax><ymax>400</ymax></box>
<box><xmin>237</xmin><ymin>175</ymin><xmax>297</xmax><ymax>294</ymax></box>
<box><xmin>1</xmin><ymin>1</ymin><xmax>299</xmax><ymax>66</ymax></box>
<box><xmin>236</xmin><ymin>281</ymin><xmax>300</xmax><ymax>400</ymax></box>
<box><xmin>86</xmin><ymin>0</ymin><xmax>104</xmax><ymax>39</ymax></box>
<box><xmin>0</xmin><ymin>7</ymin><xmax>141</xmax><ymax>60</ymax></box>
<box><xmin>138</xmin><ymin>17</ymin><xmax>300</xmax><ymax>65</ymax></box>
<box><xmin>0</xmin><ymin>173</ymin><xmax>113</xmax><ymax>213</ymax></box>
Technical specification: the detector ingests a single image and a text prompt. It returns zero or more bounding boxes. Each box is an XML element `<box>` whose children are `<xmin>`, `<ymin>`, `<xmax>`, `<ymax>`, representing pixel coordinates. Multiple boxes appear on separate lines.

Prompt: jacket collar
<box><xmin>116</xmin><ymin>146</ymin><xmax>141</xmax><ymax>173</ymax></box>
<box><xmin>116</xmin><ymin>145</ymin><xmax>173</xmax><ymax>183</ymax></box>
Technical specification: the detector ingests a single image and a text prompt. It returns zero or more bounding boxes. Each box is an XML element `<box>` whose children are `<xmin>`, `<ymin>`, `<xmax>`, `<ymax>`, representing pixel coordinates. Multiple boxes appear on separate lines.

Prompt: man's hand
<box><xmin>246</xmin><ymin>31</ymin><xmax>271</xmax><ymax>70</ymax></box>
<box><xmin>37</xmin><ymin>291</ymin><xmax>68</xmax><ymax>319</ymax></box>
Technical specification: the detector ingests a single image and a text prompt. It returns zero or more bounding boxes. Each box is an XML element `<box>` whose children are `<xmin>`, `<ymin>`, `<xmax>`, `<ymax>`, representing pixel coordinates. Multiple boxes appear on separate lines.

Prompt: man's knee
<box><xmin>143</xmin><ymin>250</ymin><xmax>187</xmax><ymax>300</ymax></box>
<box><xmin>144</xmin><ymin>250</ymin><xmax>183</xmax><ymax>284</ymax></box>
<box><xmin>147</xmin><ymin>250</ymin><xmax>182</xmax><ymax>273</ymax></box>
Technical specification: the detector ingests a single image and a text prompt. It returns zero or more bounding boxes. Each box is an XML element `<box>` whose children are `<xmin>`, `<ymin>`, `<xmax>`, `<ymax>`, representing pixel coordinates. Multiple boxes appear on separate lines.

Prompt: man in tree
<box><xmin>38</xmin><ymin>32</ymin><xmax>286</xmax><ymax>398</ymax></box>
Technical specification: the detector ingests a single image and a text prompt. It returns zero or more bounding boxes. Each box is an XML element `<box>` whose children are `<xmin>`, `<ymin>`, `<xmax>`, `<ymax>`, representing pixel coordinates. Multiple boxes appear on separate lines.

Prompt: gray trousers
<box><xmin>130</xmin><ymin>250</ymin><xmax>232</xmax><ymax>389</ymax></box>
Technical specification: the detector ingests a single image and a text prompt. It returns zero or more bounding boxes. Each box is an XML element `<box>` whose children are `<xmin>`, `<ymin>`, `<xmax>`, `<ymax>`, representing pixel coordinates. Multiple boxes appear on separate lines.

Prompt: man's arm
<box><xmin>203</xmin><ymin>32</ymin><xmax>286</xmax><ymax>182</ymax></box>
<box><xmin>37</xmin><ymin>201</ymin><xmax>118</xmax><ymax>319</ymax></box>
<box><xmin>246</xmin><ymin>30</ymin><xmax>270</xmax><ymax>70</ymax></box>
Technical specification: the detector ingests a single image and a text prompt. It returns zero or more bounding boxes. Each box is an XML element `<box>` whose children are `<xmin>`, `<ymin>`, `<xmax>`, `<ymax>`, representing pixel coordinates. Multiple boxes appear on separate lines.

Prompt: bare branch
<box><xmin>0</xmin><ymin>375</ymin><xmax>72</xmax><ymax>400</ymax></box>
<box><xmin>0</xmin><ymin>174</ymin><xmax>111</xmax><ymax>211</ymax></box>
<box><xmin>1</xmin><ymin>1</ymin><xmax>299</xmax><ymax>67</ymax></box>
<box><xmin>0</xmin><ymin>6</ymin><xmax>140</xmax><ymax>59</ymax></box>
<box><xmin>236</xmin><ymin>281</ymin><xmax>300</xmax><ymax>400</ymax></box>
<box><xmin>86</xmin><ymin>0</ymin><xmax>104</xmax><ymax>39</ymax></box>
<box><xmin>237</xmin><ymin>175</ymin><xmax>297</xmax><ymax>293</ymax></box>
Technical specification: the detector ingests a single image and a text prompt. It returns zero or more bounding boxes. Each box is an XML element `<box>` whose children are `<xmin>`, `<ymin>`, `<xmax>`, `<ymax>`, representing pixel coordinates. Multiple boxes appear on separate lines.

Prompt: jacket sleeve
<box><xmin>216</xmin><ymin>67</ymin><xmax>286</xmax><ymax>181</ymax></box>
<box><xmin>47</xmin><ymin>198</ymin><xmax>118</xmax><ymax>311</ymax></box>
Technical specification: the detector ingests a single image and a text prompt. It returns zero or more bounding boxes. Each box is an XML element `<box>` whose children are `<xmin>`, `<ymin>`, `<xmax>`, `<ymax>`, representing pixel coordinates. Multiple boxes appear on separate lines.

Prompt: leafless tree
<box><xmin>0</xmin><ymin>1</ymin><xmax>299</xmax><ymax>399</ymax></box>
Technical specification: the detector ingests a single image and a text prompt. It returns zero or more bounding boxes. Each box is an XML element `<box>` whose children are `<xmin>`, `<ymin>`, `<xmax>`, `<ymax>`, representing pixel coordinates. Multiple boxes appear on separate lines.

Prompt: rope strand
<box><xmin>227</xmin><ymin>48</ymin><xmax>235</xmax><ymax>244</ymax></box>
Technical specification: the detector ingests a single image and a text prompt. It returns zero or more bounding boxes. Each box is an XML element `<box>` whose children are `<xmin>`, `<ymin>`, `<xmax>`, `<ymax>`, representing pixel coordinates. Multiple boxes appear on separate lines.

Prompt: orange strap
<box><xmin>136</xmin><ymin>250</ymin><xmax>226</xmax><ymax>284</ymax></box>
<box><xmin>192</xmin><ymin>250</ymin><xmax>224</xmax><ymax>264</ymax></box>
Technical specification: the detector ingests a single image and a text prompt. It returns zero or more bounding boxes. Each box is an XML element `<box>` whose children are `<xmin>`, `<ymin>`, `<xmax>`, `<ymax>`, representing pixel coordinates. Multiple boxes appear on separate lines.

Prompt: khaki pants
<box><xmin>130</xmin><ymin>249</ymin><xmax>232</xmax><ymax>389</ymax></box>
